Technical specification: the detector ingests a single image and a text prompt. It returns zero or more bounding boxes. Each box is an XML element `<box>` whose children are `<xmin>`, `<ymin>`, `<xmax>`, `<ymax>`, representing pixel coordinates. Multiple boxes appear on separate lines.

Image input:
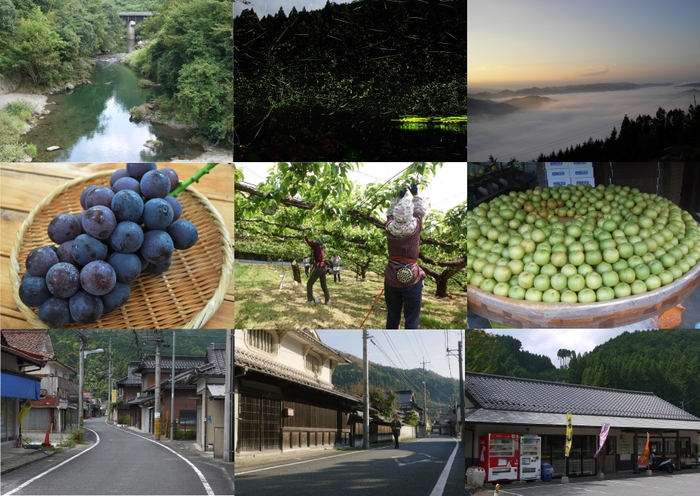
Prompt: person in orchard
<box><xmin>305</xmin><ymin>235</ymin><xmax>330</xmax><ymax>304</ymax></box>
<box><xmin>384</xmin><ymin>184</ymin><xmax>425</xmax><ymax>329</ymax></box>
<box><xmin>303</xmin><ymin>254</ymin><xmax>312</xmax><ymax>277</ymax></box>
<box><xmin>331</xmin><ymin>253</ymin><xmax>342</xmax><ymax>282</ymax></box>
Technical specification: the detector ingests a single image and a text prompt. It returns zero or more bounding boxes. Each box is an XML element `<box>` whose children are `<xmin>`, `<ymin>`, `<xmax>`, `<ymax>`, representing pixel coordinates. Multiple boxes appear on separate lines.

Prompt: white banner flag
<box><xmin>593</xmin><ymin>423</ymin><xmax>611</xmax><ymax>458</ymax></box>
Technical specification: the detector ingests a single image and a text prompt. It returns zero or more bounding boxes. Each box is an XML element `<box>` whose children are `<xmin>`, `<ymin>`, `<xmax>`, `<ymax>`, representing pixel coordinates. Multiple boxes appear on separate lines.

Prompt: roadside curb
<box><xmin>0</xmin><ymin>450</ymin><xmax>55</xmax><ymax>476</ymax></box>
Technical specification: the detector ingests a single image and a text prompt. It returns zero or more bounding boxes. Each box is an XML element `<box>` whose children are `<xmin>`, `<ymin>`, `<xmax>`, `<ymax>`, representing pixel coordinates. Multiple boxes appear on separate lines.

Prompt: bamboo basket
<box><xmin>10</xmin><ymin>171</ymin><xmax>232</xmax><ymax>329</ymax></box>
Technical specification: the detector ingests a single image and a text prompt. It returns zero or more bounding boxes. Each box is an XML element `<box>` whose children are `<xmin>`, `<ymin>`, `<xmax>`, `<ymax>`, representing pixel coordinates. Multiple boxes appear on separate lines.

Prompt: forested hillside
<box><xmin>567</xmin><ymin>329</ymin><xmax>700</xmax><ymax>418</ymax></box>
<box><xmin>49</xmin><ymin>330</ymin><xmax>227</xmax><ymax>401</ymax></box>
<box><xmin>0</xmin><ymin>0</ymin><xmax>122</xmax><ymax>87</ymax></box>
<box><xmin>464</xmin><ymin>330</ymin><xmax>561</xmax><ymax>381</ymax></box>
<box><xmin>122</xmin><ymin>0</ymin><xmax>232</xmax><ymax>144</ymax></box>
<box><xmin>535</xmin><ymin>104</ymin><xmax>700</xmax><ymax>161</ymax></box>
<box><xmin>332</xmin><ymin>352</ymin><xmax>461</xmax><ymax>418</ymax></box>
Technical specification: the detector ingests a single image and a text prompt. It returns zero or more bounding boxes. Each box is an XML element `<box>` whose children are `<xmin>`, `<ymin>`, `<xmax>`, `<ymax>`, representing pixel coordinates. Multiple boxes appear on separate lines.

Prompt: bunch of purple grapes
<box><xmin>19</xmin><ymin>163</ymin><xmax>199</xmax><ymax>327</ymax></box>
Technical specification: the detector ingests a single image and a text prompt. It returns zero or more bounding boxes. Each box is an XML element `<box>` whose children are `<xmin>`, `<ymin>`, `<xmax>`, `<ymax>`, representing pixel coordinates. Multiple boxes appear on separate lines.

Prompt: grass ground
<box><xmin>234</xmin><ymin>262</ymin><xmax>467</xmax><ymax>329</ymax></box>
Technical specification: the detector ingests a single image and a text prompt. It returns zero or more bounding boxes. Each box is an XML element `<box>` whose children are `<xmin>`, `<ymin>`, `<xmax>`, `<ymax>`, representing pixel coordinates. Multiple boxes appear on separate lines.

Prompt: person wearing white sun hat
<box><xmin>384</xmin><ymin>184</ymin><xmax>426</xmax><ymax>329</ymax></box>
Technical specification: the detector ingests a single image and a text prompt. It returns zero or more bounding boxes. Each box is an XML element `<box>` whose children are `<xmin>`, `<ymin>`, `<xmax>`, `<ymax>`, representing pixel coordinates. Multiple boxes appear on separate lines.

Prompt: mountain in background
<box><xmin>48</xmin><ymin>330</ymin><xmax>227</xmax><ymax>401</ymax></box>
<box><xmin>676</xmin><ymin>83</ymin><xmax>700</xmax><ymax>88</ymax></box>
<box><xmin>469</xmin><ymin>82</ymin><xmax>673</xmax><ymax>99</ymax></box>
<box><xmin>503</xmin><ymin>95</ymin><xmax>555</xmax><ymax>109</ymax></box>
<box><xmin>465</xmin><ymin>329</ymin><xmax>700</xmax><ymax>418</ymax></box>
<box><xmin>467</xmin><ymin>97</ymin><xmax>519</xmax><ymax>117</ymax></box>
<box><xmin>332</xmin><ymin>352</ymin><xmax>461</xmax><ymax>419</ymax></box>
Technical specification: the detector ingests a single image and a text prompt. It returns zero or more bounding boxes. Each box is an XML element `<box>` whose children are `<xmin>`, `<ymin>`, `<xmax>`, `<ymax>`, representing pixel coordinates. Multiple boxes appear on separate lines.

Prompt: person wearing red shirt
<box><xmin>305</xmin><ymin>235</ymin><xmax>330</xmax><ymax>304</ymax></box>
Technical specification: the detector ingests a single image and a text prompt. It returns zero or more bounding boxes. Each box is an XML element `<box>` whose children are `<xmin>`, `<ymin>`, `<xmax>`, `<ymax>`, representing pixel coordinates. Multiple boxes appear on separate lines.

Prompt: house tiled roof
<box><xmin>3</xmin><ymin>330</ymin><xmax>54</xmax><ymax>359</ymax></box>
<box><xmin>235</xmin><ymin>348</ymin><xmax>361</xmax><ymax>403</ymax></box>
<box><xmin>395</xmin><ymin>390</ymin><xmax>421</xmax><ymax>409</ymax></box>
<box><xmin>294</xmin><ymin>331</ymin><xmax>351</xmax><ymax>362</ymax></box>
<box><xmin>135</xmin><ymin>355</ymin><xmax>205</xmax><ymax>372</ymax></box>
<box><xmin>200</xmin><ymin>344</ymin><xmax>226</xmax><ymax>375</ymax></box>
<box><xmin>465</xmin><ymin>372</ymin><xmax>699</xmax><ymax>421</ymax></box>
<box><xmin>1</xmin><ymin>332</ymin><xmax>47</xmax><ymax>366</ymax></box>
<box><xmin>116</xmin><ymin>362</ymin><xmax>142</xmax><ymax>387</ymax></box>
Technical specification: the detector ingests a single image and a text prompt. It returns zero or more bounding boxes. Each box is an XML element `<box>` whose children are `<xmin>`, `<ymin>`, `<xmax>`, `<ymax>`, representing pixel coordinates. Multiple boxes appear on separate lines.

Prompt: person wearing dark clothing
<box><xmin>384</xmin><ymin>185</ymin><xmax>426</xmax><ymax>329</ymax></box>
<box><xmin>305</xmin><ymin>235</ymin><xmax>330</xmax><ymax>304</ymax></box>
<box><xmin>303</xmin><ymin>256</ymin><xmax>311</xmax><ymax>277</ymax></box>
<box><xmin>390</xmin><ymin>415</ymin><xmax>402</xmax><ymax>449</ymax></box>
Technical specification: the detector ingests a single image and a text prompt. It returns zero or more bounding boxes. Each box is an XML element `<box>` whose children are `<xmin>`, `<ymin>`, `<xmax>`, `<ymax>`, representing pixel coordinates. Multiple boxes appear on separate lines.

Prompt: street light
<box><xmin>78</xmin><ymin>347</ymin><xmax>104</xmax><ymax>427</ymax></box>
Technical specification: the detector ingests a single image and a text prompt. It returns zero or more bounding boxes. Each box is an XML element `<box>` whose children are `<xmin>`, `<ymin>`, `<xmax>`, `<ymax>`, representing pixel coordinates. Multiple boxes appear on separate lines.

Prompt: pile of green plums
<box><xmin>466</xmin><ymin>183</ymin><xmax>700</xmax><ymax>303</ymax></box>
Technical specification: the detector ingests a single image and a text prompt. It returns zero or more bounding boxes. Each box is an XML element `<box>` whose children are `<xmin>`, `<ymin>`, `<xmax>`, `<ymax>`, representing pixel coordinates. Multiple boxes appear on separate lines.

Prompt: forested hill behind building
<box><xmin>465</xmin><ymin>330</ymin><xmax>700</xmax><ymax>419</ymax></box>
<box><xmin>48</xmin><ymin>330</ymin><xmax>227</xmax><ymax>401</ymax></box>
<box><xmin>332</xmin><ymin>352</ymin><xmax>461</xmax><ymax>418</ymax></box>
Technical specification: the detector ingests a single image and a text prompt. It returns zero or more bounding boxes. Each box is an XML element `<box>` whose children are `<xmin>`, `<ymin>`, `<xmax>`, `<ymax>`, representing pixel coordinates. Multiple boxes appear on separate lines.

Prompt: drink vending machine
<box><xmin>477</xmin><ymin>433</ymin><xmax>519</xmax><ymax>482</ymax></box>
<box><xmin>519</xmin><ymin>435</ymin><xmax>541</xmax><ymax>481</ymax></box>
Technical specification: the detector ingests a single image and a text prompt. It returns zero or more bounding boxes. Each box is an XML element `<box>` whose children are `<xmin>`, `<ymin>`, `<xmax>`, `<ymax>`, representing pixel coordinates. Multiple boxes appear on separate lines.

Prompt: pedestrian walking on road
<box><xmin>305</xmin><ymin>235</ymin><xmax>330</xmax><ymax>304</ymax></box>
<box><xmin>391</xmin><ymin>414</ymin><xmax>402</xmax><ymax>449</ymax></box>
<box><xmin>384</xmin><ymin>185</ymin><xmax>426</xmax><ymax>329</ymax></box>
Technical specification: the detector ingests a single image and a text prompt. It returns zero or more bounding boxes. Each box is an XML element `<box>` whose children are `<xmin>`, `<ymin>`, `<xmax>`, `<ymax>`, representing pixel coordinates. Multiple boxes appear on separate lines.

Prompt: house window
<box><xmin>180</xmin><ymin>410</ymin><xmax>196</xmax><ymax>427</ymax></box>
<box><xmin>305</xmin><ymin>353</ymin><xmax>321</xmax><ymax>374</ymax></box>
<box><xmin>247</xmin><ymin>330</ymin><xmax>276</xmax><ymax>354</ymax></box>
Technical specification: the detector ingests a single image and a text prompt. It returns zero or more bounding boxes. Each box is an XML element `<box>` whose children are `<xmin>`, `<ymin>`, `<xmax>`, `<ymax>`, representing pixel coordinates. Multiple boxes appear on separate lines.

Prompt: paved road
<box><xmin>235</xmin><ymin>435</ymin><xmax>463</xmax><ymax>496</ymax></box>
<box><xmin>1</xmin><ymin>418</ymin><xmax>233</xmax><ymax>495</ymax></box>
<box><xmin>494</xmin><ymin>471</ymin><xmax>700</xmax><ymax>496</ymax></box>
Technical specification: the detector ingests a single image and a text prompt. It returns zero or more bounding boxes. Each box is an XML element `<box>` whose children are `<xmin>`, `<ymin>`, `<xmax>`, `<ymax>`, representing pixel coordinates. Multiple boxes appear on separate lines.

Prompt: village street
<box><xmin>0</xmin><ymin>418</ymin><xmax>234</xmax><ymax>495</ymax></box>
<box><xmin>235</xmin><ymin>435</ymin><xmax>463</xmax><ymax>496</ymax></box>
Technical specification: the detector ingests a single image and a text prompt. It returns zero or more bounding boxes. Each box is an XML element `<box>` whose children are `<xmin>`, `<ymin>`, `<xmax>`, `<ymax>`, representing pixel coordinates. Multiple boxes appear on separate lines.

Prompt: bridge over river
<box><xmin>118</xmin><ymin>12</ymin><xmax>154</xmax><ymax>40</ymax></box>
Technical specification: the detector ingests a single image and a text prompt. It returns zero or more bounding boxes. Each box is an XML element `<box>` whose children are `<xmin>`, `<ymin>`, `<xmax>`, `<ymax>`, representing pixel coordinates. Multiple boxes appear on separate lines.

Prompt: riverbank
<box><xmin>172</xmin><ymin>146</ymin><xmax>232</xmax><ymax>162</ymax></box>
<box><xmin>0</xmin><ymin>93</ymin><xmax>48</xmax><ymax>133</ymax></box>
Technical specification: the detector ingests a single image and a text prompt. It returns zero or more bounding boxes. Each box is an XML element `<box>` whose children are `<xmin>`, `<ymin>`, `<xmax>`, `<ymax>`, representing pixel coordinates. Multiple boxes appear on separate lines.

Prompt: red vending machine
<box><xmin>478</xmin><ymin>433</ymin><xmax>520</xmax><ymax>482</ymax></box>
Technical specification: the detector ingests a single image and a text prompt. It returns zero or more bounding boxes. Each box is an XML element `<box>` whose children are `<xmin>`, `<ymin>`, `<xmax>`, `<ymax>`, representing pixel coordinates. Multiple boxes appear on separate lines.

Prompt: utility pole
<box><xmin>448</xmin><ymin>336</ymin><xmax>466</xmax><ymax>447</ymax></box>
<box><xmin>421</xmin><ymin>357</ymin><xmax>430</xmax><ymax>437</ymax></box>
<box><xmin>224</xmin><ymin>329</ymin><xmax>234</xmax><ymax>463</ymax></box>
<box><xmin>170</xmin><ymin>331</ymin><xmax>175</xmax><ymax>441</ymax></box>
<box><xmin>363</xmin><ymin>330</ymin><xmax>369</xmax><ymax>450</ymax></box>
<box><xmin>107</xmin><ymin>337</ymin><xmax>112</xmax><ymax>423</ymax></box>
<box><xmin>154</xmin><ymin>331</ymin><xmax>162</xmax><ymax>440</ymax></box>
<box><xmin>78</xmin><ymin>335</ymin><xmax>85</xmax><ymax>428</ymax></box>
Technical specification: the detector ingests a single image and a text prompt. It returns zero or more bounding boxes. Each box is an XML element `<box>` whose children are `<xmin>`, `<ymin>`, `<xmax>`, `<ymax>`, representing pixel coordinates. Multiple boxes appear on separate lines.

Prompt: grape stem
<box><xmin>169</xmin><ymin>163</ymin><xmax>219</xmax><ymax>197</ymax></box>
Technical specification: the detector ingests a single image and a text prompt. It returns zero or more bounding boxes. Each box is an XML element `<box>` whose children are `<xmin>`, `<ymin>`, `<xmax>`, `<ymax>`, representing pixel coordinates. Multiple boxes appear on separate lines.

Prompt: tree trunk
<box><xmin>291</xmin><ymin>260</ymin><xmax>302</xmax><ymax>284</ymax></box>
<box><xmin>420</xmin><ymin>261</ymin><xmax>467</xmax><ymax>297</ymax></box>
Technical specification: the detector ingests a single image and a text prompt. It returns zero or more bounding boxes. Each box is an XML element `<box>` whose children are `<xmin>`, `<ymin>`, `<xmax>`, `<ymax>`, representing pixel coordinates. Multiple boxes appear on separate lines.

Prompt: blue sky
<box><xmin>468</xmin><ymin>0</ymin><xmax>700</xmax><ymax>89</ymax></box>
<box><xmin>234</xmin><ymin>0</ymin><xmax>354</xmax><ymax>18</ymax></box>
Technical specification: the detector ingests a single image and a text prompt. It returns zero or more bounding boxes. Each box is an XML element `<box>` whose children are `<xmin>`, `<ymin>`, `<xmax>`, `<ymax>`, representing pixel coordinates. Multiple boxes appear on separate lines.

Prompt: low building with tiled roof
<box><xmin>464</xmin><ymin>372</ymin><xmax>700</xmax><ymax>480</ymax></box>
<box><xmin>235</xmin><ymin>330</ymin><xmax>363</xmax><ymax>455</ymax></box>
<box><xmin>115</xmin><ymin>362</ymin><xmax>143</xmax><ymax>426</ymax></box>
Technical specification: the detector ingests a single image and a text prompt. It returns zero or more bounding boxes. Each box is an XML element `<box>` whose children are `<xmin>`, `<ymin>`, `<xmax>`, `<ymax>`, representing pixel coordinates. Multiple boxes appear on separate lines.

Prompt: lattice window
<box><xmin>305</xmin><ymin>353</ymin><xmax>320</xmax><ymax>374</ymax></box>
<box><xmin>247</xmin><ymin>330</ymin><xmax>276</xmax><ymax>354</ymax></box>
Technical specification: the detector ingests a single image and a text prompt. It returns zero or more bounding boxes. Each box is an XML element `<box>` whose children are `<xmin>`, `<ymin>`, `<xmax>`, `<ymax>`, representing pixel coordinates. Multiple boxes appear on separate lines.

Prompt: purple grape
<box><xmin>79</xmin><ymin>185</ymin><xmax>99</xmax><ymax>210</ymax></box>
<box><xmin>126</xmin><ymin>163</ymin><xmax>157</xmax><ymax>180</ymax></box>
<box><xmin>19</xmin><ymin>276</ymin><xmax>52</xmax><ymax>307</ymax></box>
<box><xmin>101</xmin><ymin>282</ymin><xmax>130</xmax><ymax>314</ymax></box>
<box><xmin>111</xmin><ymin>189</ymin><xmax>144</xmax><ymax>222</ymax></box>
<box><xmin>160</xmin><ymin>168</ymin><xmax>179</xmax><ymax>192</ymax></box>
<box><xmin>80</xmin><ymin>260</ymin><xmax>117</xmax><ymax>296</ymax></box>
<box><xmin>46</xmin><ymin>262</ymin><xmax>81</xmax><ymax>298</ymax></box>
<box><xmin>71</xmin><ymin>234</ymin><xmax>108</xmax><ymax>265</ymax></box>
<box><xmin>38</xmin><ymin>297</ymin><xmax>71</xmax><ymax>327</ymax></box>
<box><xmin>137</xmin><ymin>252</ymin><xmax>150</xmax><ymax>272</ymax></box>
<box><xmin>57</xmin><ymin>241</ymin><xmax>79</xmax><ymax>267</ymax></box>
<box><xmin>108</xmin><ymin>253</ymin><xmax>141</xmax><ymax>284</ymax></box>
<box><xmin>113</xmin><ymin>177</ymin><xmax>141</xmax><ymax>195</ymax></box>
<box><xmin>110</xmin><ymin>221</ymin><xmax>144</xmax><ymax>253</ymax></box>
<box><xmin>85</xmin><ymin>187</ymin><xmax>115</xmax><ymax>209</ymax></box>
<box><xmin>164</xmin><ymin>196</ymin><xmax>182</xmax><ymax>222</ymax></box>
<box><xmin>48</xmin><ymin>213</ymin><xmax>82</xmax><ymax>244</ymax></box>
<box><xmin>146</xmin><ymin>257</ymin><xmax>172</xmax><ymax>275</ymax></box>
<box><xmin>140</xmin><ymin>230</ymin><xmax>174</xmax><ymax>264</ymax></box>
<box><xmin>140</xmin><ymin>170</ymin><xmax>171</xmax><ymax>199</ymax></box>
<box><xmin>110</xmin><ymin>168</ymin><xmax>128</xmax><ymax>187</ymax></box>
<box><xmin>26</xmin><ymin>246</ymin><xmax>59</xmax><ymax>277</ymax></box>
<box><xmin>143</xmin><ymin>198</ymin><xmax>173</xmax><ymax>230</ymax></box>
<box><xmin>82</xmin><ymin>206</ymin><xmax>117</xmax><ymax>240</ymax></box>
<box><xmin>69</xmin><ymin>290</ymin><xmax>103</xmax><ymax>324</ymax></box>
<box><xmin>167</xmin><ymin>220</ymin><xmax>198</xmax><ymax>250</ymax></box>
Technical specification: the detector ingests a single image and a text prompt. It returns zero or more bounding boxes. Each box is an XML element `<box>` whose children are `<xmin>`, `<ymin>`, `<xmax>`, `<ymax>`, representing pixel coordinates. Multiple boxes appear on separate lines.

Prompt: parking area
<box><xmin>490</xmin><ymin>470</ymin><xmax>700</xmax><ymax>496</ymax></box>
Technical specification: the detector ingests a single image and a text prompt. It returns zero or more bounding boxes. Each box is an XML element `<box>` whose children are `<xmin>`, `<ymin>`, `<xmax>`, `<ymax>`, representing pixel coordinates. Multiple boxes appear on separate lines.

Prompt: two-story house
<box><xmin>234</xmin><ymin>330</ymin><xmax>362</xmax><ymax>455</ymax></box>
<box><xmin>115</xmin><ymin>362</ymin><xmax>143</xmax><ymax>426</ymax></box>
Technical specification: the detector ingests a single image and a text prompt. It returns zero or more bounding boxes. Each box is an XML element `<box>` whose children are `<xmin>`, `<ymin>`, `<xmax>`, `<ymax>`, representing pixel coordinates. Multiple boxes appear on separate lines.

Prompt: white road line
<box><xmin>106</xmin><ymin>420</ymin><xmax>214</xmax><ymax>496</ymax></box>
<box><xmin>236</xmin><ymin>450</ymin><xmax>367</xmax><ymax>475</ymax></box>
<box><xmin>5</xmin><ymin>427</ymin><xmax>100</xmax><ymax>495</ymax></box>
<box><xmin>428</xmin><ymin>440</ymin><xmax>459</xmax><ymax>496</ymax></box>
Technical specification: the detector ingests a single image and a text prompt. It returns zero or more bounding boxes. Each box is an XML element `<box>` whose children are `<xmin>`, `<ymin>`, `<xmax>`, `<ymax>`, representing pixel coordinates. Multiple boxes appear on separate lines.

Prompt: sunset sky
<box><xmin>468</xmin><ymin>0</ymin><xmax>700</xmax><ymax>90</ymax></box>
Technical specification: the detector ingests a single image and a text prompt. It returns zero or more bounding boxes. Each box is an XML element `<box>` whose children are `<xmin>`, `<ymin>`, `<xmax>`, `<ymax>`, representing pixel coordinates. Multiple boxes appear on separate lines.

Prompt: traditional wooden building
<box><xmin>234</xmin><ymin>330</ymin><xmax>362</xmax><ymax>454</ymax></box>
<box><xmin>464</xmin><ymin>372</ymin><xmax>700</xmax><ymax>477</ymax></box>
<box><xmin>115</xmin><ymin>362</ymin><xmax>143</xmax><ymax>426</ymax></box>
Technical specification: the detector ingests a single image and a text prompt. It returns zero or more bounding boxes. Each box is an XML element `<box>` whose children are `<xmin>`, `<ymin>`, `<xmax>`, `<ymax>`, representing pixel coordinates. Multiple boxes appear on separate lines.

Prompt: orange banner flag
<box><xmin>638</xmin><ymin>432</ymin><xmax>651</xmax><ymax>467</ymax></box>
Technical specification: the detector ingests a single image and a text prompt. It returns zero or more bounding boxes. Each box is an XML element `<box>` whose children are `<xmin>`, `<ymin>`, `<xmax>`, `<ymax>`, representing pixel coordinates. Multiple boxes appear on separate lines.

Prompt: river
<box><xmin>26</xmin><ymin>46</ymin><xmax>204</xmax><ymax>162</ymax></box>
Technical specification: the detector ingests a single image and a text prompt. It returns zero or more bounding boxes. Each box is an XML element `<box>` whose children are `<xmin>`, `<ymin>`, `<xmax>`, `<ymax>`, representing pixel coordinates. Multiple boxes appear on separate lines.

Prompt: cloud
<box><xmin>580</xmin><ymin>65</ymin><xmax>610</xmax><ymax>77</ymax></box>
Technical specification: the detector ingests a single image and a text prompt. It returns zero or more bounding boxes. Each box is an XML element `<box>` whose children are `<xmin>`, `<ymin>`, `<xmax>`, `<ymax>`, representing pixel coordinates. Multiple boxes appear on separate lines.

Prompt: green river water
<box><xmin>27</xmin><ymin>51</ymin><xmax>203</xmax><ymax>162</ymax></box>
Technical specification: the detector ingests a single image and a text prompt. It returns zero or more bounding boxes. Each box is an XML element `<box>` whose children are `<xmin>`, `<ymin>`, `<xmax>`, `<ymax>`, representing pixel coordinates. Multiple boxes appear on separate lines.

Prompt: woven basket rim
<box><xmin>10</xmin><ymin>170</ymin><xmax>232</xmax><ymax>329</ymax></box>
